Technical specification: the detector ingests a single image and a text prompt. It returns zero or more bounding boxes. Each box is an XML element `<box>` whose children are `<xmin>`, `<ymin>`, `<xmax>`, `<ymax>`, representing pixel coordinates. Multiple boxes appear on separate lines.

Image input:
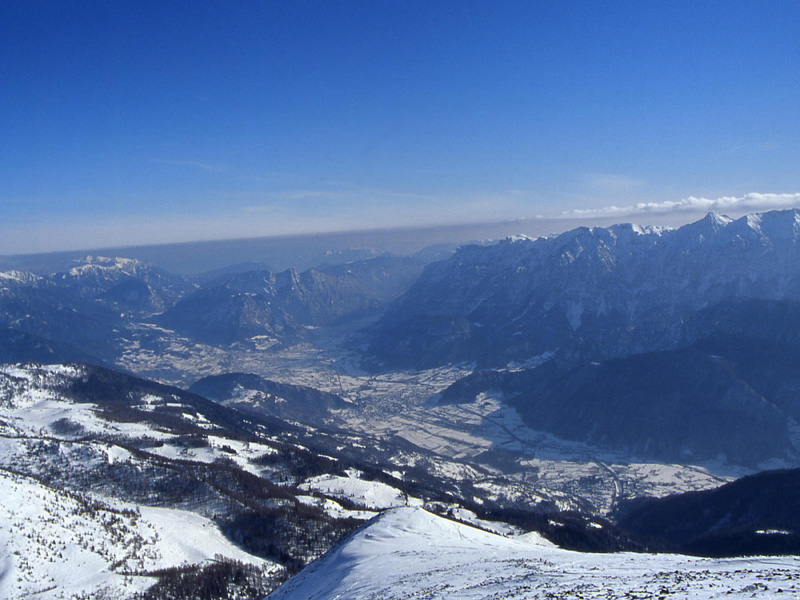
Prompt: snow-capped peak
<box><xmin>0</xmin><ymin>270</ymin><xmax>42</xmax><ymax>285</ymax></box>
<box><xmin>702</xmin><ymin>211</ymin><xmax>734</xmax><ymax>230</ymax></box>
<box><xmin>67</xmin><ymin>255</ymin><xmax>145</xmax><ymax>276</ymax></box>
<box><xmin>503</xmin><ymin>234</ymin><xmax>535</xmax><ymax>243</ymax></box>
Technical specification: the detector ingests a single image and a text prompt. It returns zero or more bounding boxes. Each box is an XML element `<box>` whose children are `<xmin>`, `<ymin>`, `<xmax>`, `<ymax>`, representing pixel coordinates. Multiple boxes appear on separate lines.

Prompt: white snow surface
<box><xmin>0</xmin><ymin>470</ymin><xmax>274</xmax><ymax>600</ymax></box>
<box><xmin>295</xmin><ymin>495</ymin><xmax>377</xmax><ymax>520</ymax></box>
<box><xmin>298</xmin><ymin>472</ymin><xmax>411</xmax><ymax>510</ymax></box>
<box><xmin>0</xmin><ymin>363</ymin><xmax>286</xmax><ymax>598</ymax></box>
<box><xmin>268</xmin><ymin>507</ymin><xmax>800</xmax><ymax>600</ymax></box>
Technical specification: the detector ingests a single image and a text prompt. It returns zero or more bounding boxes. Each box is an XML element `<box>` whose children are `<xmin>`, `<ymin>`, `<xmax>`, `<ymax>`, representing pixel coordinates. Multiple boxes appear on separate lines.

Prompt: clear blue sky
<box><xmin>2</xmin><ymin>0</ymin><xmax>799</xmax><ymax>253</ymax></box>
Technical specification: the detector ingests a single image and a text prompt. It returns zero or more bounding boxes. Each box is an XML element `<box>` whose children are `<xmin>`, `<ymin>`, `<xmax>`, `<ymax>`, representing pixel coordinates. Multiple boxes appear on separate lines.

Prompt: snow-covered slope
<box><xmin>298</xmin><ymin>471</ymin><xmax>416</xmax><ymax>510</ymax></box>
<box><xmin>0</xmin><ymin>469</ymin><xmax>274</xmax><ymax>600</ymax></box>
<box><xmin>0</xmin><ymin>363</ymin><xmax>373</xmax><ymax>597</ymax></box>
<box><xmin>268</xmin><ymin>507</ymin><xmax>800</xmax><ymax>600</ymax></box>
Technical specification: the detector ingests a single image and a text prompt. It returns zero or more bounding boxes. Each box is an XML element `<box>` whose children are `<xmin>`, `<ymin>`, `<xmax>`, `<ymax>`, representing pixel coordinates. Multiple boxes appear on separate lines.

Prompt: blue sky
<box><xmin>2</xmin><ymin>0</ymin><xmax>799</xmax><ymax>253</ymax></box>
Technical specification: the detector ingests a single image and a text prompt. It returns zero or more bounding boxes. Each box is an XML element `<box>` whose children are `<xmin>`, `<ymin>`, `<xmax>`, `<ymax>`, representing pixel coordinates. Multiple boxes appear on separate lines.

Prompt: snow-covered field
<box><xmin>269</xmin><ymin>507</ymin><xmax>800</xmax><ymax>600</ymax></box>
<box><xmin>298</xmin><ymin>471</ymin><xmax>413</xmax><ymax>510</ymax></box>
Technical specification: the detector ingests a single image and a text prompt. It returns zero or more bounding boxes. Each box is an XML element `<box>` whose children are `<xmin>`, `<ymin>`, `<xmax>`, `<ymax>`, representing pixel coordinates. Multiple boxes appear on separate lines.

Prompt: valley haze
<box><xmin>3</xmin><ymin>195</ymin><xmax>796</xmax><ymax>275</ymax></box>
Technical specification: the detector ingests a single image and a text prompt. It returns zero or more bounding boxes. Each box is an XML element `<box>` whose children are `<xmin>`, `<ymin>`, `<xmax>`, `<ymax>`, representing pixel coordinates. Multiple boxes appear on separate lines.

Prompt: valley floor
<box><xmin>116</xmin><ymin>323</ymin><xmax>756</xmax><ymax>513</ymax></box>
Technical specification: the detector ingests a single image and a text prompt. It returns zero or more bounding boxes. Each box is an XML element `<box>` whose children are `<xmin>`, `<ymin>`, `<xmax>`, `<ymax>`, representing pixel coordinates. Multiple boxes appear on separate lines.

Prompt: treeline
<box><xmin>219</xmin><ymin>504</ymin><xmax>361</xmax><ymax>572</ymax></box>
<box><xmin>132</xmin><ymin>559</ymin><xmax>288</xmax><ymax>600</ymax></box>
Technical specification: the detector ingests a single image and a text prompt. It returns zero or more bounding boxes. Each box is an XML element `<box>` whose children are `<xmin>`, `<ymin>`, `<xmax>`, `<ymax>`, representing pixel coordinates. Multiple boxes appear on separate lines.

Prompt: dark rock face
<box><xmin>367</xmin><ymin>209</ymin><xmax>800</xmax><ymax>370</ymax></box>
<box><xmin>512</xmin><ymin>350</ymin><xmax>790</xmax><ymax>465</ymax></box>
<box><xmin>431</xmin><ymin>275</ymin><xmax>800</xmax><ymax>469</ymax></box>
<box><xmin>156</xmin><ymin>284</ymin><xmax>303</xmax><ymax>345</ymax></box>
<box><xmin>99</xmin><ymin>278</ymin><xmax>164</xmax><ymax>313</ymax></box>
<box><xmin>0</xmin><ymin>328</ymin><xmax>107</xmax><ymax>366</ymax></box>
<box><xmin>439</xmin><ymin>344</ymin><xmax>799</xmax><ymax>466</ymax></box>
<box><xmin>0</xmin><ymin>271</ymin><xmax>123</xmax><ymax>358</ymax></box>
<box><xmin>615</xmin><ymin>468</ymin><xmax>800</xmax><ymax>556</ymax></box>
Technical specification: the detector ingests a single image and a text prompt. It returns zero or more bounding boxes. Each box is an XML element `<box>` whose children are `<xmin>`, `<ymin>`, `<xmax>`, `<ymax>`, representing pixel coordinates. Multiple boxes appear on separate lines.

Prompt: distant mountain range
<box><xmin>0</xmin><ymin>253</ymin><xmax>426</xmax><ymax>361</ymax></box>
<box><xmin>9</xmin><ymin>209</ymin><xmax>799</xmax><ymax>370</ymax></box>
<box><xmin>368</xmin><ymin>209</ymin><xmax>800</xmax><ymax>370</ymax></box>
<box><xmin>51</xmin><ymin>255</ymin><xmax>195</xmax><ymax>313</ymax></box>
<box><xmin>4</xmin><ymin>209</ymin><xmax>800</xmax><ymax>598</ymax></box>
<box><xmin>392</xmin><ymin>209</ymin><xmax>800</xmax><ymax>467</ymax></box>
<box><xmin>157</xmin><ymin>255</ymin><xmax>424</xmax><ymax>345</ymax></box>
<box><xmin>2</xmin><ymin>210</ymin><xmax>800</xmax><ymax>470</ymax></box>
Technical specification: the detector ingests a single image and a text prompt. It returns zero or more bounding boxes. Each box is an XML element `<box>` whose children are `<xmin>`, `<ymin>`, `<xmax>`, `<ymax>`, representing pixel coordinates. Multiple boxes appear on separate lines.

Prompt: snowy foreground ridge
<box><xmin>267</xmin><ymin>507</ymin><xmax>800</xmax><ymax>600</ymax></box>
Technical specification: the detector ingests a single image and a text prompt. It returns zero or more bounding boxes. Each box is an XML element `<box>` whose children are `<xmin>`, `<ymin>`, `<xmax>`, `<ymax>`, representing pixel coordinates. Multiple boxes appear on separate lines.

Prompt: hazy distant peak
<box><xmin>608</xmin><ymin>222</ymin><xmax>669</xmax><ymax>236</ymax></box>
<box><xmin>713</xmin><ymin>208</ymin><xmax>800</xmax><ymax>246</ymax></box>
<box><xmin>669</xmin><ymin>211</ymin><xmax>735</xmax><ymax>243</ymax></box>
<box><xmin>702</xmin><ymin>211</ymin><xmax>733</xmax><ymax>228</ymax></box>
<box><xmin>66</xmin><ymin>255</ymin><xmax>147</xmax><ymax>276</ymax></box>
<box><xmin>502</xmin><ymin>234</ymin><xmax>535</xmax><ymax>243</ymax></box>
<box><xmin>0</xmin><ymin>270</ymin><xmax>42</xmax><ymax>285</ymax></box>
<box><xmin>77</xmin><ymin>255</ymin><xmax>141</xmax><ymax>266</ymax></box>
<box><xmin>752</xmin><ymin>207</ymin><xmax>800</xmax><ymax>240</ymax></box>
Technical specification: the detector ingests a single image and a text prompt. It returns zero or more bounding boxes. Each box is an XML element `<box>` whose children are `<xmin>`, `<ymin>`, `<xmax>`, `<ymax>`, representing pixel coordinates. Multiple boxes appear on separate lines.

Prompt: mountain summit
<box><xmin>267</xmin><ymin>507</ymin><xmax>800</xmax><ymax>600</ymax></box>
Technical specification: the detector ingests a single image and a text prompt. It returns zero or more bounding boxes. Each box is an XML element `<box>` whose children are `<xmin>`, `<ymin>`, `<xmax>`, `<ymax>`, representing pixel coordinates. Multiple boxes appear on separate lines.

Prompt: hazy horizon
<box><xmin>3</xmin><ymin>204</ymin><xmax>795</xmax><ymax>276</ymax></box>
<box><xmin>3</xmin><ymin>2</ymin><xmax>799</xmax><ymax>256</ymax></box>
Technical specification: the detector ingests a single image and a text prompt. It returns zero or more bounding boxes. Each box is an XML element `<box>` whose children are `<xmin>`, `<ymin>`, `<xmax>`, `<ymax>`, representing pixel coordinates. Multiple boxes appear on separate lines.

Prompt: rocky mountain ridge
<box><xmin>368</xmin><ymin>208</ymin><xmax>800</xmax><ymax>369</ymax></box>
<box><xmin>157</xmin><ymin>255</ymin><xmax>424</xmax><ymax>345</ymax></box>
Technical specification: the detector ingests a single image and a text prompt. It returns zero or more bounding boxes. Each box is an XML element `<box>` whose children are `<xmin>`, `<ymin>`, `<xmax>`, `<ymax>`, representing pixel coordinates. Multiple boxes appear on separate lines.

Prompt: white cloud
<box><xmin>564</xmin><ymin>192</ymin><xmax>800</xmax><ymax>218</ymax></box>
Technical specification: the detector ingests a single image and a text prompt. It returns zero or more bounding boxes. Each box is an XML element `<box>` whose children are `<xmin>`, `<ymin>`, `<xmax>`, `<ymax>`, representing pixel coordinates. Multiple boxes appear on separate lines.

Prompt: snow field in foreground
<box><xmin>268</xmin><ymin>507</ymin><xmax>800</xmax><ymax>600</ymax></box>
<box><xmin>0</xmin><ymin>470</ymin><xmax>275</xmax><ymax>600</ymax></box>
